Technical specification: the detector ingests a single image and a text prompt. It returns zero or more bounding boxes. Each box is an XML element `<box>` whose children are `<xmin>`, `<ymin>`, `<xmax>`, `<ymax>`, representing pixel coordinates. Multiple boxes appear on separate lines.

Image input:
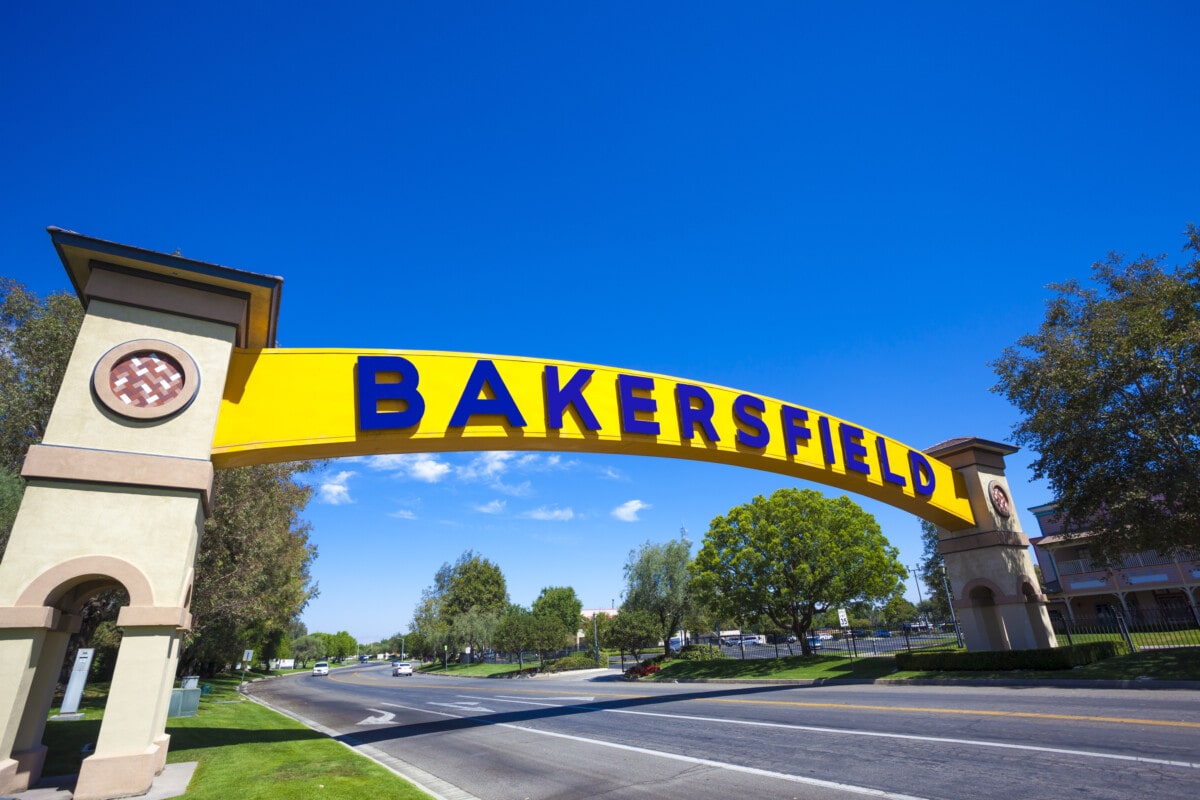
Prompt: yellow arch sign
<box><xmin>214</xmin><ymin>349</ymin><xmax>975</xmax><ymax>530</ymax></box>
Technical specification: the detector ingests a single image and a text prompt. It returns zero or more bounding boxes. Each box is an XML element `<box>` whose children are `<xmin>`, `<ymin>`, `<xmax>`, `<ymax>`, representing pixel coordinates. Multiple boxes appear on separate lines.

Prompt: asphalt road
<box><xmin>246</xmin><ymin>663</ymin><xmax>1200</xmax><ymax>800</ymax></box>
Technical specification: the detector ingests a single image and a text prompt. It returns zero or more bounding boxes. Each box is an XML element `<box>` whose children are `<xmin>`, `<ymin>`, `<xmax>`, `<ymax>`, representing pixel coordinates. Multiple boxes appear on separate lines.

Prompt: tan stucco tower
<box><xmin>926</xmin><ymin>437</ymin><xmax>1057</xmax><ymax>651</ymax></box>
<box><xmin>0</xmin><ymin>229</ymin><xmax>281</xmax><ymax>799</ymax></box>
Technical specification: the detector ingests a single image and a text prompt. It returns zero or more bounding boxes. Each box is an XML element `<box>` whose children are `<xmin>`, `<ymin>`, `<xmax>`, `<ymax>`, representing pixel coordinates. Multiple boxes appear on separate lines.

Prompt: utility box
<box><xmin>168</xmin><ymin>688</ymin><xmax>201</xmax><ymax>718</ymax></box>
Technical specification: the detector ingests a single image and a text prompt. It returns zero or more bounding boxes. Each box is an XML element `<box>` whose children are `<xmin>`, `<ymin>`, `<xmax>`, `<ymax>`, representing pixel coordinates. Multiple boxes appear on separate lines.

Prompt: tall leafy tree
<box><xmin>992</xmin><ymin>225</ymin><xmax>1200</xmax><ymax>560</ymax></box>
<box><xmin>181</xmin><ymin>461</ymin><xmax>320</xmax><ymax>673</ymax></box>
<box><xmin>692</xmin><ymin>488</ymin><xmax>905</xmax><ymax>654</ymax></box>
<box><xmin>607</xmin><ymin>608</ymin><xmax>659</xmax><ymax>662</ymax></box>
<box><xmin>492</xmin><ymin>607</ymin><xmax>537</xmax><ymax>668</ymax></box>
<box><xmin>0</xmin><ymin>281</ymin><xmax>84</xmax><ymax>561</ymax></box>
<box><xmin>622</xmin><ymin>539</ymin><xmax>695</xmax><ymax>655</ymax></box>
<box><xmin>452</xmin><ymin>606</ymin><xmax>500</xmax><ymax>661</ymax></box>
<box><xmin>917</xmin><ymin>519</ymin><xmax>951</xmax><ymax>620</ymax></box>
<box><xmin>531</xmin><ymin>586</ymin><xmax>583</xmax><ymax>647</ymax></box>
<box><xmin>439</xmin><ymin>550</ymin><xmax>510</xmax><ymax>618</ymax></box>
<box><xmin>0</xmin><ymin>280</ymin><xmax>84</xmax><ymax>474</ymax></box>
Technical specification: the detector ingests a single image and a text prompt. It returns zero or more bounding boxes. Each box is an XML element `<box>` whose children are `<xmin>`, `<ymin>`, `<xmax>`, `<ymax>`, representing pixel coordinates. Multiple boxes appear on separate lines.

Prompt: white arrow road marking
<box><xmin>428</xmin><ymin>701</ymin><xmax>496</xmax><ymax>713</ymax></box>
<box><xmin>356</xmin><ymin>708</ymin><xmax>397</xmax><ymax>726</ymax></box>
<box><xmin>492</xmin><ymin>695</ymin><xmax>595</xmax><ymax>703</ymax></box>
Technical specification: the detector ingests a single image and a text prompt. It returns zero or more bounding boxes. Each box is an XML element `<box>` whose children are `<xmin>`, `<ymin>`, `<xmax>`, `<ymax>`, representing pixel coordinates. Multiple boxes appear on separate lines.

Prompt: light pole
<box><xmin>940</xmin><ymin>565</ymin><xmax>964</xmax><ymax>648</ymax></box>
<box><xmin>911</xmin><ymin>563</ymin><xmax>925</xmax><ymax>626</ymax></box>
<box><xmin>592</xmin><ymin>611</ymin><xmax>601</xmax><ymax>666</ymax></box>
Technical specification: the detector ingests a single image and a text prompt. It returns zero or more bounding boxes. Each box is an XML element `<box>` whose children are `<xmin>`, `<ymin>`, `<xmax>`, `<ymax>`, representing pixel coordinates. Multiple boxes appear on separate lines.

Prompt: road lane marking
<box><xmin>456</xmin><ymin>697</ymin><xmax>1200</xmax><ymax>771</ymax></box>
<box><xmin>342</xmin><ymin>671</ymin><xmax>1199</xmax><ymax>730</ymax></box>
<box><xmin>380</xmin><ymin>702</ymin><xmax>931</xmax><ymax>800</ymax></box>
<box><xmin>705</xmin><ymin>697</ymin><xmax>1200</xmax><ymax>729</ymax></box>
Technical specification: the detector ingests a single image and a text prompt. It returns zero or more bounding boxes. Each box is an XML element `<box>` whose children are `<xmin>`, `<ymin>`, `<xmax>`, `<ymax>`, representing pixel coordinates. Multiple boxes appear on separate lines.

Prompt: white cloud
<box><xmin>365</xmin><ymin>454</ymin><xmax>452</xmax><ymax>483</ymax></box>
<box><xmin>457</xmin><ymin>452</ymin><xmax>515</xmax><ymax>480</ymax></box>
<box><xmin>524</xmin><ymin>506</ymin><xmax>574</xmax><ymax>521</ymax></box>
<box><xmin>388</xmin><ymin>509</ymin><xmax>417</xmax><ymax>520</ymax></box>
<box><xmin>474</xmin><ymin>499</ymin><xmax>506</xmax><ymax>514</ymax></box>
<box><xmin>612</xmin><ymin>499</ymin><xmax>649</xmax><ymax>522</ymax></box>
<box><xmin>318</xmin><ymin>470</ymin><xmax>356</xmax><ymax>505</ymax></box>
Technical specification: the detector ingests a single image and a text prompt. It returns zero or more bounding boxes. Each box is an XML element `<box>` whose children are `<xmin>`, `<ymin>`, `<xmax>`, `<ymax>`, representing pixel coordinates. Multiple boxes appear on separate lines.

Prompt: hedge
<box><xmin>894</xmin><ymin>641</ymin><xmax>1127</xmax><ymax>672</ymax></box>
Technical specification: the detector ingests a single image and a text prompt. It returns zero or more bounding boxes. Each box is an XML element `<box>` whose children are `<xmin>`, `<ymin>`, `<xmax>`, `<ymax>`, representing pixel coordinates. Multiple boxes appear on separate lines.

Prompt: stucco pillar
<box><xmin>927</xmin><ymin>437</ymin><xmax>1057</xmax><ymax>652</ymax></box>
<box><xmin>0</xmin><ymin>230</ymin><xmax>282</xmax><ymax>799</ymax></box>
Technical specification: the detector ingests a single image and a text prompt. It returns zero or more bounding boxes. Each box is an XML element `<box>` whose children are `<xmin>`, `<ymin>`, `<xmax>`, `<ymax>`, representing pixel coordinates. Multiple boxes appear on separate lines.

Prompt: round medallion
<box><xmin>108</xmin><ymin>352</ymin><xmax>185</xmax><ymax>407</ymax></box>
<box><xmin>93</xmin><ymin>339</ymin><xmax>200</xmax><ymax>420</ymax></box>
<box><xmin>987</xmin><ymin>480</ymin><xmax>1012</xmax><ymax>518</ymax></box>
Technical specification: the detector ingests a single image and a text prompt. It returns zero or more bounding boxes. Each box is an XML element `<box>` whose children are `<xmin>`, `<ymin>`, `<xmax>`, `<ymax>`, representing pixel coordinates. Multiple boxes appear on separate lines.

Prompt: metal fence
<box><xmin>698</xmin><ymin>626</ymin><xmax>964</xmax><ymax>660</ymax></box>
<box><xmin>1049</xmin><ymin>609</ymin><xmax>1200</xmax><ymax>652</ymax></box>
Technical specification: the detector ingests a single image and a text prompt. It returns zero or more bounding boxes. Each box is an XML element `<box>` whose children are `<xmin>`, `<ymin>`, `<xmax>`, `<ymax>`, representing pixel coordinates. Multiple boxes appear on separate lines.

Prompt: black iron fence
<box><xmin>1049</xmin><ymin>609</ymin><xmax>1200</xmax><ymax>652</ymax></box>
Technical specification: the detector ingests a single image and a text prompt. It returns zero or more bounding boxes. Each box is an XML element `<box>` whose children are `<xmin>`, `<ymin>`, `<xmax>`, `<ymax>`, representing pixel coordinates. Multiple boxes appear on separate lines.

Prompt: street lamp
<box><xmin>911</xmin><ymin>563</ymin><xmax>925</xmax><ymax>625</ymax></box>
<box><xmin>940</xmin><ymin>565</ymin><xmax>964</xmax><ymax>648</ymax></box>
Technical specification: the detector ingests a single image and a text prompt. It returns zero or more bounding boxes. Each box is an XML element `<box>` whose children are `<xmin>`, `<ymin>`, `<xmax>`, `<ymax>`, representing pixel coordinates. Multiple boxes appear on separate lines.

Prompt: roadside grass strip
<box><xmin>41</xmin><ymin>673</ymin><xmax>434</xmax><ymax>800</ymax></box>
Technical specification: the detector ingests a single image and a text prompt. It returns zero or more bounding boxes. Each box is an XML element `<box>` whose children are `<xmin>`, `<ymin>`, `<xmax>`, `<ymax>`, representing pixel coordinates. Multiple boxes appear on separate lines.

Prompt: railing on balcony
<box><xmin>1053</xmin><ymin>550</ymin><xmax>1200</xmax><ymax>577</ymax></box>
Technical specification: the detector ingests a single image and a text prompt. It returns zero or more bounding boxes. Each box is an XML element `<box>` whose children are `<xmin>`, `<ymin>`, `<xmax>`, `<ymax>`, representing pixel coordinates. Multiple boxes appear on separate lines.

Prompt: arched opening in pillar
<box><xmin>5</xmin><ymin>574</ymin><xmax>135</xmax><ymax>791</ymax></box>
<box><xmin>968</xmin><ymin>584</ymin><xmax>1009</xmax><ymax>651</ymax></box>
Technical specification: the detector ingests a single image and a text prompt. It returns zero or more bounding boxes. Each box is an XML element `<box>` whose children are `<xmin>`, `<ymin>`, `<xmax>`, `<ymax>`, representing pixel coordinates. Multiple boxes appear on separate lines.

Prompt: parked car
<box><xmin>873</xmin><ymin>629</ymin><xmax>892</xmax><ymax>638</ymax></box>
<box><xmin>721</xmin><ymin>635</ymin><xmax>761</xmax><ymax>647</ymax></box>
<box><xmin>805</xmin><ymin>635</ymin><xmax>823</xmax><ymax>649</ymax></box>
<box><xmin>392</xmin><ymin>661</ymin><xmax>414</xmax><ymax>677</ymax></box>
<box><xmin>817</xmin><ymin>633</ymin><xmax>834</xmax><ymax>640</ymax></box>
<box><xmin>312</xmin><ymin>661</ymin><xmax>329</xmax><ymax>676</ymax></box>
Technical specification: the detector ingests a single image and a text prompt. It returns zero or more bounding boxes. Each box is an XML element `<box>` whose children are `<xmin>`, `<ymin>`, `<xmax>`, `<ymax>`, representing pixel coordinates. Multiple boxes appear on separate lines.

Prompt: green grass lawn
<box><xmin>39</xmin><ymin>672</ymin><xmax>433</xmax><ymax>799</ymax></box>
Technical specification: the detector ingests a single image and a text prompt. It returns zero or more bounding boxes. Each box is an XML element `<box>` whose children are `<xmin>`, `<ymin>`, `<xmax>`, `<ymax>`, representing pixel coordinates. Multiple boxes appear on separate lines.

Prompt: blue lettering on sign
<box><xmin>617</xmin><ymin>374</ymin><xmax>659</xmax><ymax>435</ymax></box>
<box><xmin>839</xmin><ymin>423</ymin><xmax>870</xmax><ymax>475</ymax></box>
<box><xmin>354</xmin><ymin>357</ymin><xmax>940</xmax><ymax>507</ymax></box>
<box><xmin>677</xmin><ymin>384</ymin><xmax>719</xmax><ymax>442</ymax></box>
<box><xmin>780</xmin><ymin>405</ymin><xmax>811</xmax><ymax>456</ymax></box>
<box><xmin>733</xmin><ymin>394</ymin><xmax>769</xmax><ymax>448</ymax></box>
<box><xmin>876</xmin><ymin>437</ymin><xmax>907</xmax><ymax>487</ymax></box>
<box><xmin>817</xmin><ymin>416</ymin><xmax>836</xmax><ymax>465</ymax></box>
<box><xmin>908</xmin><ymin>450</ymin><xmax>936</xmax><ymax>497</ymax></box>
<box><xmin>449</xmin><ymin>359</ymin><xmax>527</xmax><ymax>428</ymax></box>
<box><xmin>357</xmin><ymin>355</ymin><xmax>426</xmax><ymax>430</ymax></box>
<box><xmin>545</xmin><ymin>366</ymin><xmax>601</xmax><ymax>430</ymax></box>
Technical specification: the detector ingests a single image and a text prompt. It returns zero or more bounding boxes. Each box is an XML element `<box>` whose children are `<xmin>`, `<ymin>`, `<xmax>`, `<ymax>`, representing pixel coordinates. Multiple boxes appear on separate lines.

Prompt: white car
<box><xmin>392</xmin><ymin>661</ymin><xmax>414</xmax><ymax>676</ymax></box>
<box><xmin>312</xmin><ymin>661</ymin><xmax>329</xmax><ymax>676</ymax></box>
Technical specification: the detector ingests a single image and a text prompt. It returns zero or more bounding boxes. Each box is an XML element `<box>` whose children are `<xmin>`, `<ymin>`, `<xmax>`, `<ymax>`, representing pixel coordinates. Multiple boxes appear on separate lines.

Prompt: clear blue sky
<box><xmin>3</xmin><ymin>3</ymin><xmax>1197</xmax><ymax>643</ymax></box>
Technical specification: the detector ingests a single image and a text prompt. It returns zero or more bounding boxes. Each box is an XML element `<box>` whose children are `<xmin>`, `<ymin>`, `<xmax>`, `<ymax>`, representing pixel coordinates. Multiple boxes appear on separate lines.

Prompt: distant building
<box><xmin>1028</xmin><ymin>503</ymin><xmax>1200</xmax><ymax>625</ymax></box>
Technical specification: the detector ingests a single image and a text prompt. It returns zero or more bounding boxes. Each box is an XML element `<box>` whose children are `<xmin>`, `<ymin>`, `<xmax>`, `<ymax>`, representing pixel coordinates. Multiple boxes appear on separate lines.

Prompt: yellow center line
<box><xmin>332</xmin><ymin>671</ymin><xmax>1200</xmax><ymax>729</ymax></box>
<box><xmin>707</xmin><ymin>697</ymin><xmax>1200</xmax><ymax>729</ymax></box>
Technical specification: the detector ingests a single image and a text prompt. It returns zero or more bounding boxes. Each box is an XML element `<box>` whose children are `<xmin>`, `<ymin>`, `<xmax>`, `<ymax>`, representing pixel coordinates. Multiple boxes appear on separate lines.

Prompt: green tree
<box><xmin>331</xmin><ymin>630</ymin><xmax>357</xmax><ymax>661</ymax></box>
<box><xmin>580</xmin><ymin>612</ymin><xmax>613</xmax><ymax>652</ymax></box>
<box><xmin>0</xmin><ymin>280</ymin><xmax>84</xmax><ymax>474</ymax></box>
<box><xmin>622</xmin><ymin>539</ymin><xmax>695</xmax><ymax>656</ymax></box>
<box><xmin>992</xmin><ymin>225</ymin><xmax>1200</xmax><ymax>560</ymax></box>
<box><xmin>531</xmin><ymin>586</ymin><xmax>582</xmax><ymax>647</ymax></box>
<box><xmin>0</xmin><ymin>280</ymin><xmax>83</xmax><ymax>561</ymax></box>
<box><xmin>529</xmin><ymin>616</ymin><xmax>570</xmax><ymax>663</ymax></box>
<box><xmin>881</xmin><ymin>593</ymin><xmax>918</xmax><ymax>628</ymax></box>
<box><xmin>607</xmin><ymin>608</ymin><xmax>659</xmax><ymax>661</ymax></box>
<box><xmin>452</xmin><ymin>606</ymin><xmax>500</xmax><ymax>662</ymax></box>
<box><xmin>290</xmin><ymin>634</ymin><xmax>324</xmax><ymax>667</ymax></box>
<box><xmin>917</xmin><ymin>520</ymin><xmax>952</xmax><ymax>620</ymax></box>
<box><xmin>181</xmin><ymin>462</ymin><xmax>320</xmax><ymax>674</ymax></box>
<box><xmin>440</xmin><ymin>550</ymin><xmax>509</xmax><ymax>618</ymax></box>
<box><xmin>493</xmin><ymin>607</ymin><xmax>537</xmax><ymax>668</ymax></box>
<box><xmin>692</xmin><ymin>488</ymin><xmax>905</xmax><ymax>654</ymax></box>
<box><xmin>0</xmin><ymin>469</ymin><xmax>24</xmax><ymax>561</ymax></box>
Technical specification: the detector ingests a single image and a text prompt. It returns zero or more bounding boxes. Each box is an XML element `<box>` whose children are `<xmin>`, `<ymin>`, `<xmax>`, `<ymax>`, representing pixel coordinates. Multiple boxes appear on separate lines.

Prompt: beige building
<box><xmin>1028</xmin><ymin>503</ymin><xmax>1200</xmax><ymax>625</ymax></box>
